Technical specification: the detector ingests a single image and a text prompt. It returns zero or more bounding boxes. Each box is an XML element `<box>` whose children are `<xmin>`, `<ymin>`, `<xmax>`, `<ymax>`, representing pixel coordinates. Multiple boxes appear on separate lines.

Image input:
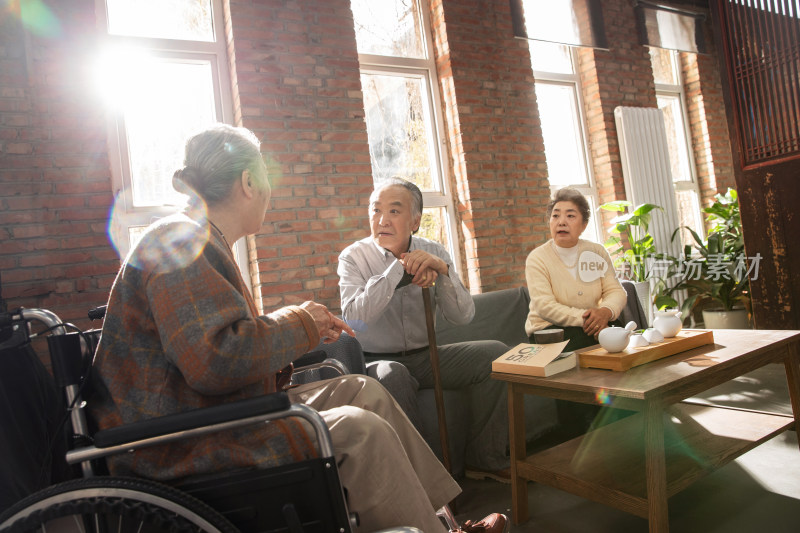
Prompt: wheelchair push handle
<box><xmin>1</xmin><ymin>308</ymin><xmax>63</xmax><ymax>333</ymax></box>
<box><xmin>88</xmin><ymin>305</ymin><xmax>107</xmax><ymax>321</ymax></box>
<box><xmin>21</xmin><ymin>308</ymin><xmax>68</xmax><ymax>334</ymax></box>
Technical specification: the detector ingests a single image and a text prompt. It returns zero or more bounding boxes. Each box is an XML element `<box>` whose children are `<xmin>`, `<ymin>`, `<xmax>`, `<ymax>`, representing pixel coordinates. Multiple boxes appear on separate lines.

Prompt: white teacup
<box><xmin>642</xmin><ymin>328</ymin><xmax>664</xmax><ymax>344</ymax></box>
<box><xmin>628</xmin><ymin>333</ymin><xmax>650</xmax><ymax>348</ymax></box>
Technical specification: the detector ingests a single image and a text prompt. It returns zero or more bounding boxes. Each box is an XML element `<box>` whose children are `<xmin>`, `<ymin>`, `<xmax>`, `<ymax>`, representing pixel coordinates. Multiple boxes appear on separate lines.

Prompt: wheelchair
<box><xmin>0</xmin><ymin>306</ymin><xmax>421</xmax><ymax>533</ymax></box>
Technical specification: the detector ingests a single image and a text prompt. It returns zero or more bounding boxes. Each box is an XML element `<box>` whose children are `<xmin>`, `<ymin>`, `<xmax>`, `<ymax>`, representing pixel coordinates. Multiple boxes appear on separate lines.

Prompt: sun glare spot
<box><xmin>347</xmin><ymin>319</ymin><xmax>367</xmax><ymax>333</ymax></box>
<box><xmin>107</xmin><ymin>193</ymin><xmax>210</xmax><ymax>269</ymax></box>
<box><xmin>93</xmin><ymin>45</ymin><xmax>154</xmax><ymax>112</ymax></box>
<box><xmin>17</xmin><ymin>0</ymin><xmax>62</xmax><ymax>37</ymax></box>
<box><xmin>595</xmin><ymin>389</ymin><xmax>611</xmax><ymax>405</ymax></box>
<box><xmin>265</xmin><ymin>158</ymin><xmax>283</xmax><ymax>189</ymax></box>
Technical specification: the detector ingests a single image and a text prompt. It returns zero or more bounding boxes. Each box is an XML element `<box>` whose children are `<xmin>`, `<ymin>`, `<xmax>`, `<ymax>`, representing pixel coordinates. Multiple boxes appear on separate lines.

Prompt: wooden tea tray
<box><xmin>579</xmin><ymin>329</ymin><xmax>714</xmax><ymax>371</ymax></box>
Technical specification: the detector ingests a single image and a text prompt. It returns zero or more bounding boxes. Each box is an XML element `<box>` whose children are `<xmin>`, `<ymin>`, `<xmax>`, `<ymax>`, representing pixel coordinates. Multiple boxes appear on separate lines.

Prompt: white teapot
<box><xmin>598</xmin><ymin>321</ymin><xmax>637</xmax><ymax>353</ymax></box>
<box><xmin>653</xmin><ymin>309</ymin><xmax>682</xmax><ymax>338</ymax></box>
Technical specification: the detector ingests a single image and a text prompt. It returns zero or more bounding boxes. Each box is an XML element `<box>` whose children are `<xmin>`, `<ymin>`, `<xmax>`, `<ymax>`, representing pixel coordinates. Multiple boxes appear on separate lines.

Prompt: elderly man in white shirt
<box><xmin>337</xmin><ymin>177</ymin><xmax>510</xmax><ymax>482</ymax></box>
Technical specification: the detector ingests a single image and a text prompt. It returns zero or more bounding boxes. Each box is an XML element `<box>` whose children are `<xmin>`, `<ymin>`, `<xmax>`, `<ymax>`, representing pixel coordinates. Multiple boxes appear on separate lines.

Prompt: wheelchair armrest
<box><xmin>70</xmin><ymin>396</ymin><xmax>335</xmax><ymax>465</ymax></box>
<box><xmin>93</xmin><ymin>352</ymin><xmax>329</xmax><ymax>449</ymax></box>
<box><xmin>291</xmin><ymin>350</ymin><xmax>348</xmax><ymax>384</ymax></box>
<box><xmin>293</xmin><ymin>350</ymin><xmax>327</xmax><ymax>368</ymax></box>
<box><xmin>293</xmin><ymin>358</ymin><xmax>348</xmax><ymax>378</ymax></box>
<box><xmin>93</xmin><ymin>392</ymin><xmax>291</xmax><ymax>448</ymax></box>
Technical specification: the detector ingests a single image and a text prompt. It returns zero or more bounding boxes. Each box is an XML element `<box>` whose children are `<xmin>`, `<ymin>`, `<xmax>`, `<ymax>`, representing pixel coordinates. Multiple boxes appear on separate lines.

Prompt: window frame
<box><xmin>95</xmin><ymin>0</ymin><xmax>251</xmax><ymax>284</ymax></box>
<box><xmin>531</xmin><ymin>44</ymin><xmax>602</xmax><ymax>244</ymax></box>
<box><xmin>653</xmin><ymin>49</ymin><xmax>705</xmax><ymax>243</ymax></box>
<box><xmin>354</xmin><ymin>0</ymin><xmax>461</xmax><ymax>269</ymax></box>
<box><xmin>105</xmin><ymin>51</ymin><xmax>231</xmax><ymax>216</ymax></box>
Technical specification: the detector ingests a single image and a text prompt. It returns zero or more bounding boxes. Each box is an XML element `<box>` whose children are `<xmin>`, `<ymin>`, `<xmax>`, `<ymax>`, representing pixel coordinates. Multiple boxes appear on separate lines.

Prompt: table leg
<box><xmin>644</xmin><ymin>400</ymin><xmax>669</xmax><ymax>533</ymax></box>
<box><xmin>784</xmin><ymin>342</ymin><xmax>800</xmax><ymax>451</ymax></box>
<box><xmin>508</xmin><ymin>382</ymin><xmax>528</xmax><ymax>524</ymax></box>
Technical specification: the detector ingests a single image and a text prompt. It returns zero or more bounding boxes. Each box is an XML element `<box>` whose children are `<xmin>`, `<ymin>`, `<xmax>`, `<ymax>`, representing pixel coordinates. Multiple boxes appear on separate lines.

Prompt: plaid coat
<box><xmin>90</xmin><ymin>211</ymin><xmax>320</xmax><ymax>481</ymax></box>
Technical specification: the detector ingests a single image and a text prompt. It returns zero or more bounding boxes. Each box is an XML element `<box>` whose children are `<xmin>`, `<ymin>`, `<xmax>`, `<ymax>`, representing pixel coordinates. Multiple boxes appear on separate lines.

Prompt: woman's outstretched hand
<box><xmin>300</xmin><ymin>301</ymin><xmax>356</xmax><ymax>343</ymax></box>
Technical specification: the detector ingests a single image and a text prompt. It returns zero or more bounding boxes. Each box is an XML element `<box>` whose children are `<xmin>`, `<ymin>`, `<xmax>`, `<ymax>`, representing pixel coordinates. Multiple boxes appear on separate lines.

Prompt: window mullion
<box><xmin>357</xmin><ymin>54</ymin><xmax>430</xmax><ymax>70</ymax></box>
<box><xmin>532</xmin><ymin>71</ymin><xmax>577</xmax><ymax>84</ymax></box>
<box><xmin>102</xmin><ymin>35</ymin><xmax>221</xmax><ymax>55</ymax></box>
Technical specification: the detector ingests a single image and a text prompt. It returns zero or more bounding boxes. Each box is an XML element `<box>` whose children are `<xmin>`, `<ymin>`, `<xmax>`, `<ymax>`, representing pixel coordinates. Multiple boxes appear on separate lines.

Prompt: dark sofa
<box><xmin>419</xmin><ymin>286</ymin><xmax>559</xmax><ymax>475</ymax></box>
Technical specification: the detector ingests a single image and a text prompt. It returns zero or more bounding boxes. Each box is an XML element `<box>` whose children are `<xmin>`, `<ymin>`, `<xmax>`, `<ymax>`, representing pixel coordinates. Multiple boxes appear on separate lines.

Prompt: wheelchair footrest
<box><xmin>175</xmin><ymin>456</ymin><xmax>351</xmax><ymax>533</ymax></box>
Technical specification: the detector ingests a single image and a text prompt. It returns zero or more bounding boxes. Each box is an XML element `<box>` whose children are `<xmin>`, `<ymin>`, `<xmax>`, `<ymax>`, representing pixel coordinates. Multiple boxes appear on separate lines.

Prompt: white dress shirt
<box><xmin>338</xmin><ymin>236</ymin><xmax>475</xmax><ymax>353</ymax></box>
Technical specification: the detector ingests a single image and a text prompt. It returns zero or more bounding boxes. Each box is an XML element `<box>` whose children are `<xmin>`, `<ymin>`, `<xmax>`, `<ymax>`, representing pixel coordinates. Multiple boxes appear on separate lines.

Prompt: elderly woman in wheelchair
<box><xmin>0</xmin><ymin>124</ymin><xmax>506</xmax><ymax>533</ymax></box>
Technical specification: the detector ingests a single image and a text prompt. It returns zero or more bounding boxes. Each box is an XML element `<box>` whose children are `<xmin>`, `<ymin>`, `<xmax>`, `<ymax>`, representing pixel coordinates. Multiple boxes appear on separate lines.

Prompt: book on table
<box><xmin>492</xmin><ymin>341</ymin><xmax>574</xmax><ymax>377</ymax></box>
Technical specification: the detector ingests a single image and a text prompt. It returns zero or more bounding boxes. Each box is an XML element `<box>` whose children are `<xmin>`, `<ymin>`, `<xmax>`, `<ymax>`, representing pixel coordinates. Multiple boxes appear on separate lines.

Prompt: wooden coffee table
<box><xmin>492</xmin><ymin>329</ymin><xmax>800</xmax><ymax>533</ymax></box>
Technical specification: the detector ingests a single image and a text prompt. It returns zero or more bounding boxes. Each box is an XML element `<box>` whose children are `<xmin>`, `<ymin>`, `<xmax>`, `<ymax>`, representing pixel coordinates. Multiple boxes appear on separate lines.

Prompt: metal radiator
<box><xmin>614</xmin><ymin>106</ymin><xmax>682</xmax><ymax>260</ymax></box>
<box><xmin>614</xmin><ymin>106</ymin><xmax>687</xmax><ymax>324</ymax></box>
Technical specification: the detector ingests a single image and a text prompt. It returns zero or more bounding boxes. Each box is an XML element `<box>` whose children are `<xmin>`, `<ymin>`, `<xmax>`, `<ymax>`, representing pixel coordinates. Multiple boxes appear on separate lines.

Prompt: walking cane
<box><xmin>421</xmin><ymin>286</ymin><xmax>452</xmax><ymax>474</ymax></box>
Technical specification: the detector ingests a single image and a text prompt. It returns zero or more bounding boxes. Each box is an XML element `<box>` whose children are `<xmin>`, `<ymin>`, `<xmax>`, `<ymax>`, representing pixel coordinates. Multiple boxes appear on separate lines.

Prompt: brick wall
<box><xmin>431</xmin><ymin>0</ymin><xmax>550</xmax><ymax>291</ymax></box>
<box><xmin>225</xmin><ymin>0</ymin><xmax>371</xmax><ymax>312</ymax></box>
<box><xmin>0</xmin><ymin>0</ymin><xmax>735</xmax><ymax>325</ymax></box>
<box><xmin>681</xmin><ymin>43</ymin><xmax>737</xmax><ymax>207</ymax></box>
<box><xmin>0</xmin><ymin>0</ymin><xmax>118</xmax><ymax>327</ymax></box>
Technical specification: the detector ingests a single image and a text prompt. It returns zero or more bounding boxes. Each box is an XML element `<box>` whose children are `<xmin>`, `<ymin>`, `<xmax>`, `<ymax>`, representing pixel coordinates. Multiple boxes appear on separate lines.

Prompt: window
<box><xmin>95</xmin><ymin>0</ymin><xmax>246</xmax><ymax>272</ymax></box>
<box><xmin>529</xmin><ymin>41</ymin><xmax>601</xmax><ymax>243</ymax></box>
<box><xmin>350</xmin><ymin>0</ymin><xmax>459</xmax><ymax>262</ymax></box>
<box><xmin>650</xmin><ymin>47</ymin><xmax>704</xmax><ymax>246</ymax></box>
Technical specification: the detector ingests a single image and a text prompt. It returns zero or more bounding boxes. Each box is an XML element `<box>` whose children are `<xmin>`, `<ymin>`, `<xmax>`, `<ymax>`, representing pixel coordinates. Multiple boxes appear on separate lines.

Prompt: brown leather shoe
<box><xmin>464</xmin><ymin>466</ymin><xmax>511</xmax><ymax>484</ymax></box>
<box><xmin>459</xmin><ymin>512</ymin><xmax>509</xmax><ymax>533</ymax></box>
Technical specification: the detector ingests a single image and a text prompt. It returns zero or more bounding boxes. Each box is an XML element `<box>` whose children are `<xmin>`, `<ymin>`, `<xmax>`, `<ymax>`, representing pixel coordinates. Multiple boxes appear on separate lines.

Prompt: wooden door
<box><xmin>711</xmin><ymin>0</ymin><xmax>800</xmax><ymax>329</ymax></box>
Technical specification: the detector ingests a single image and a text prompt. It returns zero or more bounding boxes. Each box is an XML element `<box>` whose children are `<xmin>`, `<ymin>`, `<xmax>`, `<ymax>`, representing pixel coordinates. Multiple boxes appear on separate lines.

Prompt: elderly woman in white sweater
<box><xmin>525</xmin><ymin>187</ymin><xmax>627</xmax><ymax>352</ymax></box>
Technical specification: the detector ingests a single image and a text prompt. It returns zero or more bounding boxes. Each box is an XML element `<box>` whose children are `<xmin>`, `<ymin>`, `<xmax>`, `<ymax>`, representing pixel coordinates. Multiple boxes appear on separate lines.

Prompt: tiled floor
<box><xmin>454</xmin><ymin>364</ymin><xmax>800</xmax><ymax>532</ymax></box>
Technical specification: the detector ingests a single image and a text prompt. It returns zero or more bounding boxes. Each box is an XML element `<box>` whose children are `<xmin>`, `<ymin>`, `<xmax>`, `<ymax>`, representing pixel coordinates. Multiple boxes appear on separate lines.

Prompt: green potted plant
<box><xmin>655</xmin><ymin>188</ymin><xmax>752</xmax><ymax>328</ymax></box>
<box><xmin>599</xmin><ymin>201</ymin><xmax>665</xmax><ymax>326</ymax></box>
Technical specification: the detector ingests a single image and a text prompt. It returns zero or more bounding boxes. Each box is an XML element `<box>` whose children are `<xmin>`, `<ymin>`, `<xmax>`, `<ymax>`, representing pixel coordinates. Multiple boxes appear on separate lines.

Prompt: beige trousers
<box><xmin>289</xmin><ymin>375</ymin><xmax>460</xmax><ymax>532</ymax></box>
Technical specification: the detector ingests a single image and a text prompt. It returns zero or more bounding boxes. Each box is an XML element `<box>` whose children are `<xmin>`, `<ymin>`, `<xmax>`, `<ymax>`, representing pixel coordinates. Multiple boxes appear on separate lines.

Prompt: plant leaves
<box><xmin>654</xmin><ymin>294</ymin><xmax>678</xmax><ymax>310</ymax></box>
<box><xmin>632</xmin><ymin>203</ymin><xmax>661</xmax><ymax>217</ymax></box>
<box><xmin>599</xmin><ymin>200</ymin><xmax>632</xmax><ymax>212</ymax></box>
<box><xmin>609</xmin><ymin>212</ymin><xmax>635</xmax><ymax>225</ymax></box>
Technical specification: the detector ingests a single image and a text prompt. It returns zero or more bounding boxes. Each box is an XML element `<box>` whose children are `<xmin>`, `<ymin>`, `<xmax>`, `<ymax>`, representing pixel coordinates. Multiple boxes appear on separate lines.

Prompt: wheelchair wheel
<box><xmin>0</xmin><ymin>477</ymin><xmax>239</xmax><ymax>533</ymax></box>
